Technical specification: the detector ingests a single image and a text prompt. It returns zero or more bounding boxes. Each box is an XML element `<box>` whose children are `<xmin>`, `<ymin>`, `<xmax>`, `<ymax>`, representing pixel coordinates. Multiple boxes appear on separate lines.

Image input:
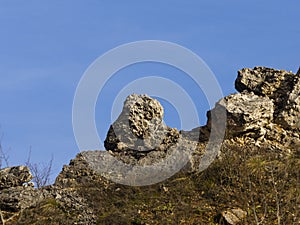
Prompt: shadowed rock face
<box><xmin>0</xmin><ymin>166</ymin><xmax>33</xmax><ymax>190</ymax></box>
<box><xmin>0</xmin><ymin>166</ymin><xmax>43</xmax><ymax>212</ymax></box>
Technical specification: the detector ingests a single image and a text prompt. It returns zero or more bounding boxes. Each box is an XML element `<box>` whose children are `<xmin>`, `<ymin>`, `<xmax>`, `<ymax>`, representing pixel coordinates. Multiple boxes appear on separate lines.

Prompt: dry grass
<box><xmin>4</xmin><ymin>142</ymin><xmax>300</xmax><ymax>224</ymax></box>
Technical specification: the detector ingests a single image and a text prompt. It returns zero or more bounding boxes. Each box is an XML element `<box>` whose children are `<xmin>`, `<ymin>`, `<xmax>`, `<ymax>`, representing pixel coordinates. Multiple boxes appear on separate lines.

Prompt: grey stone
<box><xmin>105</xmin><ymin>94</ymin><xmax>172</xmax><ymax>153</ymax></box>
<box><xmin>0</xmin><ymin>166</ymin><xmax>33</xmax><ymax>190</ymax></box>
<box><xmin>216</xmin><ymin>92</ymin><xmax>274</xmax><ymax>140</ymax></box>
<box><xmin>104</xmin><ymin>94</ymin><xmax>190</xmax><ymax>166</ymax></box>
<box><xmin>235</xmin><ymin>66</ymin><xmax>300</xmax><ymax>130</ymax></box>
<box><xmin>235</xmin><ymin>67</ymin><xmax>295</xmax><ymax>101</ymax></box>
<box><xmin>219</xmin><ymin>208</ymin><xmax>247</xmax><ymax>225</ymax></box>
<box><xmin>0</xmin><ymin>186</ymin><xmax>48</xmax><ymax>212</ymax></box>
<box><xmin>276</xmin><ymin>69</ymin><xmax>300</xmax><ymax>129</ymax></box>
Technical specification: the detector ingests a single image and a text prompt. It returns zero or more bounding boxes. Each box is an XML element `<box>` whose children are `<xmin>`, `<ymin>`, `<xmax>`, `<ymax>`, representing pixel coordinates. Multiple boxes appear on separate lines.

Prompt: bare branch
<box><xmin>25</xmin><ymin>148</ymin><xmax>53</xmax><ymax>188</ymax></box>
<box><xmin>0</xmin><ymin>135</ymin><xmax>9</xmax><ymax>168</ymax></box>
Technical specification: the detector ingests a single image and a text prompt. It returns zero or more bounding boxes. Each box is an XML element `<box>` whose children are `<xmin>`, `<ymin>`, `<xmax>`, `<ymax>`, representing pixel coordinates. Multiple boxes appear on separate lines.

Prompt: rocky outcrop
<box><xmin>1</xmin><ymin>66</ymin><xmax>299</xmax><ymax>224</ymax></box>
<box><xmin>104</xmin><ymin>94</ymin><xmax>181</xmax><ymax>157</ymax></box>
<box><xmin>0</xmin><ymin>166</ymin><xmax>33</xmax><ymax>190</ymax></box>
<box><xmin>0</xmin><ymin>166</ymin><xmax>39</xmax><ymax>212</ymax></box>
<box><xmin>235</xmin><ymin>66</ymin><xmax>300</xmax><ymax>130</ymax></box>
<box><xmin>216</xmin><ymin>92</ymin><xmax>274</xmax><ymax>140</ymax></box>
<box><xmin>104</xmin><ymin>94</ymin><xmax>202</xmax><ymax>167</ymax></box>
<box><xmin>0</xmin><ymin>166</ymin><xmax>96</xmax><ymax>223</ymax></box>
<box><xmin>0</xmin><ymin>186</ymin><xmax>47</xmax><ymax>212</ymax></box>
<box><xmin>220</xmin><ymin>66</ymin><xmax>300</xmax><ymax>151</ymax></box>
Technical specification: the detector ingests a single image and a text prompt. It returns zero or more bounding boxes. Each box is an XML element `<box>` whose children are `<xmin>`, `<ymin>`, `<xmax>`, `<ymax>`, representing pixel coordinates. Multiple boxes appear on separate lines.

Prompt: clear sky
<box><xmin>0</xmin><ymin>1</ymin><xmax>299</xmax><ymax>182</ymax></box>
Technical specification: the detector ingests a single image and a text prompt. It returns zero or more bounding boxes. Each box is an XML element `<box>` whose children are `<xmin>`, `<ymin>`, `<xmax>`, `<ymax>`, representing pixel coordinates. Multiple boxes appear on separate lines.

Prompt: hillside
<box><xmin>0</xmin><ymin>67</ymin><xmax>299</xmax><ymax>225</ymax></box>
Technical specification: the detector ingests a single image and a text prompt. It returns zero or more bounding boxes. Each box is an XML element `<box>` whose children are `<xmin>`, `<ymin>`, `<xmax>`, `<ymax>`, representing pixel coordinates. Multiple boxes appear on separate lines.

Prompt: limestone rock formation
<box><xmin>104</xmin><ymin>94</ymin><xmax>202</xmax><ymax>167</ymax></box>
<box><xmin>0</xmin><ymin>166</ymin><xmax>33</xmax><ymax>190</ymax></box>
<box><xmin>0</xmin><ymin>186</ymin><xmax>46</xmax><ymax>212</ymax></box>
<box><xmin>104</xmin><ymin>94</ymin><xmax>179</xmax><ymax>153</ymax></box>
<box><xmin>0</xmin><ymin>166</ymin><xmax>46</xmax><ymax>213</ymax></box>
<box><xmin>216</xmin><ymin>92</ymin><xmax>274</xmax><ymax>140</ymax></box>
<box><xmin>216</xmin><ymin>66</ymin><xmax>300</xmax><ymax>151</ymax></box>
<box><xmin>235</xmin><ymin>67</ymin><xmax>295</xmax><ymax>101</ymax></box>
<box><xmin>0</xmin><ymin>166</ymin><xmax>96</xmax><ymax>223</ymax></box>
<box><xmin>235</xmin><ymin>66</ymin><xmax>300</xmax><ymax>130</ymax></box>
<box><xmin>1</xmin><ymin>66</ymin><xmax>299</xmax><ymax>224</ymax></box>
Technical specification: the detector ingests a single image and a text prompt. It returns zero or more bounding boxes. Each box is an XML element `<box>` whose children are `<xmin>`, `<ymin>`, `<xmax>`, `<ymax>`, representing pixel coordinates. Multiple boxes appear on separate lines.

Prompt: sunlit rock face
<box><xmin>1</xmin><ymin>66</ymin><xmax>300</xmax><ymax>224</ymax></box>
<box><xmin>217</xmin><ymin>92</ymin><xmax>274</xmax><ymax>139</ymax></box>
<box><xmin>104</xmin><ymin>94</ymin><xmax>186</xmax><ymax>165</ymax></box>
<box><xmin>235</xmin><ymin>66</ymin><xmax>300</xmax><ymax>130</ymax></box>
<box><xmin>222</xmin><ymin>66</ymin><xmax>300</xmax><ymax>150</ymax></box>
<box><xmin>104</xmin><ymin>94</ymin><xmax>174</xmax><ymax>153</ymax></box>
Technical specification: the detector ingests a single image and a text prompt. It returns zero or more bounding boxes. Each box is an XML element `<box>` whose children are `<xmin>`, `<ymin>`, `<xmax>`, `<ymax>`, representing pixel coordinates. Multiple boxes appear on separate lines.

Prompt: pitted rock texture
<box><xmin>220</xmin><ymin>66</ymin><xmax>300</xmax><ymax>151</ymax></box>
<box><xmin>0</xmin><ymin>166</ymin><xmax>33</xmax><ymax>190</ymax></box>
<box><xmin>1</xmin><ymin>66</ymin><xmax>300</xmax><ymax>224</ymax></box>
<box><xmin>235</xmin><ymin>66</ymin><xmax>295</xmax><ymax>102</ymax></box>
<box><xmin>276</xmin><ymin>68</ymin><xmax>300</xmax><ymax>129</ymax></box>
<box><xmin>235</xmin><ymin>66</ymin><xmax>300</xmax><ymax>130</ymax></box>
<box><xmin>0</xmin><ymin>186</ymin><xmax>48</xmax><ymax>212</ymax></box>
<box><xmin>104</xmin><ymin>94</ymin><xmax>172</xmax><ymax>153</ymax></box>
<box><xmin>127</xmin><ymin>94</ymin><xmax>164</xmax><ymax>138</ymax></box>
<box><xmin>217</xmin><ymin>92</ymin><xmax>274</xmax><ymax>139</ymax></box>
<box><xmin>104</xmin><ymin>94</ymin><xmax>200</xmax><ymax>166</ymax></box>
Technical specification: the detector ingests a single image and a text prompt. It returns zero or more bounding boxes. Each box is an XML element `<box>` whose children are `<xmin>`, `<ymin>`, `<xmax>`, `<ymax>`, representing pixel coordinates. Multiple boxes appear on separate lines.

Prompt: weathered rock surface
<box><xmin>218</xmin><ymin>66</ymin><xmax>300</xmax><ymax>151</ymax></box>
<box><xmin>0</xmin><ymin>166</ymin><xmax>48</xmax><ymax>220</ymax></box>
<box><xmin>235</xmin><ymin>66</ymin><xmax>300</xmax><ymax>130</ymax></box>
<box><xmin>104</xmin><ymin>94</ymin><xmax>203</xmax><ymax>168</ymax></box>
<box><xmin>0</xmin><ymin>166</ymin><xmax>33</xmax><ymax>190</ymax></box>
<box><xmin>235</xmin><ymin>67</ymin><xmax>295</xmax><ymax>100</ymax></box>
<box><xmin>219</xmin><ymin>208</ymin><xmax>247</xmax><ymax>225</ymax></box>
<box><xmin>276</xmin><ymin>68</ymin><xmax>300</xmax><ymax>129</ymax></box>
<box><xmin>216</xmin><ymin>92</ymin><xmax>274</xmax><ymax>140</ymax></box>
<box><xmin>0</xmin><ymin>186</ymin><xmax>47</xmax><ymax>212</ymax></box>
<box><xmin>1</xmin><ymin>66</ymin><xmax>299</xmax><ymax>224</ymax></box>
<box><xmin>104</xmin><ymin>94</ymin><xmax>179</xmax><ymax>153</ymax></box>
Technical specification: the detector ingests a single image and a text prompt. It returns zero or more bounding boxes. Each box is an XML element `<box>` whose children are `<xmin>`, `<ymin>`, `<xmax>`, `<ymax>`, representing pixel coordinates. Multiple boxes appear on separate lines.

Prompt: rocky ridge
<box><xmin>0</xmin><ymin>66</ymin><xmax>299</xmax><ymax>224</ymax></box>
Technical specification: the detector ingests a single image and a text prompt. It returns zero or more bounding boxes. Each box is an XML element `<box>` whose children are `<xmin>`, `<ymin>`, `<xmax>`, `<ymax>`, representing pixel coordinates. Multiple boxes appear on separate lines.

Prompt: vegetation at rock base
<box><xmin>1</xmin><ymin>67</ymin><xmax>300</xmax><ymax>224</ymax></box>
<box><xmin>4</xmin><ymin>142</ymin><xmax>297</xmax><ymax>225</ymax></box>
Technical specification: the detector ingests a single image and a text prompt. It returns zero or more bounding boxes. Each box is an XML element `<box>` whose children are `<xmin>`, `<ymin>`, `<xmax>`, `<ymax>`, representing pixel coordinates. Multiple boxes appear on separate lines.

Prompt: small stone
<box><xmin>219</xmin><ymin>208</ymin><xmax>247</xmax><ymax>225</ymax></box>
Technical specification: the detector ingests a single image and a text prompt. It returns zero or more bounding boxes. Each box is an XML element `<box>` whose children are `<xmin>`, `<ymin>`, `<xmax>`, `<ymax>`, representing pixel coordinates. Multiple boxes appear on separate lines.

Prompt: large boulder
<box><xmin>235</xmin><ymin>67</ymin><xmax>295</xmax><ymax>102</ymax></box>
<box><xmin>104</xmin><ymin>94</ymin><xmax>178</xmax><ymax>152</ymax></box>
<box><xmin>235</xmin><ymin>66</ymin><xmax>300</xmax><ymax>130</ymax></box>
<box><xmin>216</xmin><ymin>92</ymin><xmax>274</xmax><ymax>139</ymax></box>
<box><xmin>276</xmin><ymin>68</ymin><xmax>300</xmax><ymax>129</ymax></box>
<box><xmin>104</xmin><ymin>94</ymin><xmax>184</xmax><ymax>165</ymax></box>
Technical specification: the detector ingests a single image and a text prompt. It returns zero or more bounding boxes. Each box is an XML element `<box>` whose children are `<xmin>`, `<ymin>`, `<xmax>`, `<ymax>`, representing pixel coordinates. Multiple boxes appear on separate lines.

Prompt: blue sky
<box><xmin>0</xmin><ymin>1</ymin><xmax>299</xmax><ymax>182</ymax></box>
